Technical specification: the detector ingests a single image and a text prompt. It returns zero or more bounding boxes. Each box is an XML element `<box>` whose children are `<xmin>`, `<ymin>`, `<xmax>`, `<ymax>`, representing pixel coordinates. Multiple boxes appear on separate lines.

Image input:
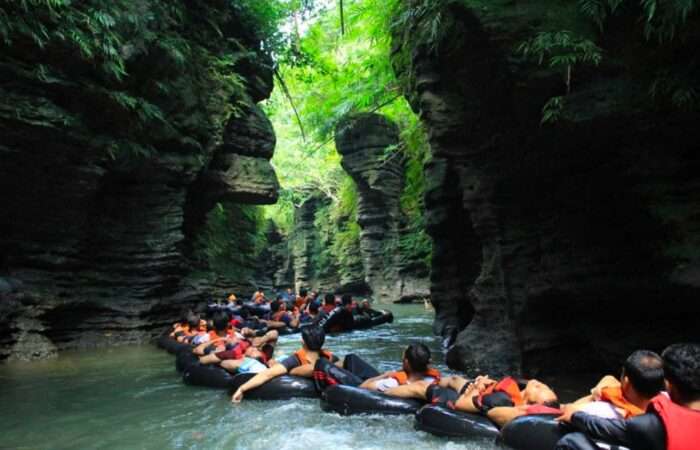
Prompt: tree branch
<box><xmin>274</xmin><ymin>67</ymin><xmax>306</xmax><ymax>142</ymax></box>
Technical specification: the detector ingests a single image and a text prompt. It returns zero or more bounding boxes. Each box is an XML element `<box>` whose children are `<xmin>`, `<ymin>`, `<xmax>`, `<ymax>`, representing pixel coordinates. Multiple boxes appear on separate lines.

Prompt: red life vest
<box><xmin>389</xmin><ymin>368</ymin><xmax>441</xmax><ymax>385</ymax></box>
<box><xmin>650</xmin><ymin>393</ymin><xmax>700</xmax><ymax>450</ymax></box>
<box><xmin>294</xmin><ymin>348</ymin><xmax>333</xmax><ymax>365</ymax></box>
<box><xmin>479</xmin><ymin>376</ymin><xmax>524</xmax><ymax>406</ymax></box>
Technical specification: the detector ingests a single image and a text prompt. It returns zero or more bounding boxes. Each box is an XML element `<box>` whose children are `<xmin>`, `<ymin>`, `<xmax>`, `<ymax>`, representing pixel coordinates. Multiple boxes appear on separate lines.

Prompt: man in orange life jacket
<box><xmin>557</xmin><ymin>342</ymin><xmax>700</xmax><ymax>450</ymax></box>
<box><xmin>359</xmin><ymin>343</ymin><xmax>441</xmax><ymax>400</ymax></box>
<box><xmin>571</xmin><ymin>350</ymin><xmax>664</xmax><ymax>420</ymax></box>
<box><xmin>192</xmin><ymin>311</ymin><xmax>235</xmax><ymax>356</ymax></box>
<box><xmin>170</xmin><ymin>311</ymin><xmax>200</xmax><ymax>343</ymax></box>
<box><xmin>231</xmin><ymin>326</ymin><xmax>338</xmax><ymax>403</ymax></box>
<box><xmin>431</xmin><ymin>373</ymin><xmax>559</xmax><ymax>427</ymax></box>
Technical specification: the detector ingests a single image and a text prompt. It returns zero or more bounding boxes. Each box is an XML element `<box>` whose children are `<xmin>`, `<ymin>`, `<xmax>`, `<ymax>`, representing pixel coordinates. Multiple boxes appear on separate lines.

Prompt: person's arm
<box><xmin>289</xmin><ymin>364</ymin><xmax>314</xmax><ymax>377</ymax></box>
<box><xmin>193</xmin><ymin>339</ymin><xmax>216</xmax><ymax>356</ymax></box>
<box><xmin>231</xmin><ymin>363</ymin><xmax>288</xmax><ymax>402</ymax></box>
<box><xmin>384</xmin><ymin>381</ymin><xmax>430</xmax><ymax>400</ymax></box>
<box><xmin>359</xmin><ymin>371</ymin><xmax>393</xmax><ymax>389</ymax></box>
<box><xmin>260</xmin><ymin>319</ymin><xmax>287</xmax><ymax>329</ymax></box>
<box><xmin>590</xmin><ymin>375</ymin><xmax>621</xmax><ymax>401</ymax></box>
<box><xmin>199</xmin><ymin>353</ymin><xmax>221</xmax><ymax>365</ymax></box>
<box><xmin>558</xmin><ymin>409</ymin><xmax>630</xmax><ymax>446</ymax></box>
<box><xmin>487</xmin><ymin>406</ymin><xmax>527</xmax><ymax>428</ymax></box>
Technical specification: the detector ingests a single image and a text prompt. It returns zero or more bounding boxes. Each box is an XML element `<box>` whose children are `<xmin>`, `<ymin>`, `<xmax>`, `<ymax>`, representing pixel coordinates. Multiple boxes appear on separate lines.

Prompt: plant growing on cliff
<box><xmin>0</xmin><ymin>0</ymin><xmax>293</xmax><ymax>160</ymax></box>
<box><xmin>518</xmin><ymin>31</ymin><xmax>602</xmax><ymax>124</ymax></box>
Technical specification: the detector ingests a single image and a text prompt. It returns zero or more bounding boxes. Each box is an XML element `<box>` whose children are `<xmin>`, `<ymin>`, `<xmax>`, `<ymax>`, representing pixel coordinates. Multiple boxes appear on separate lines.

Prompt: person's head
<box><xmin>261</xmin><ymin>343</ymin><xmax>275</xmax><ymax>362</ymax></box>
<box><xmin>522</xmin><ymin>379</ymin><xmax>559</xmax><ymax>407</ymax></box>
<box><xmin>324</xmin><ymin>293</ymin><xmax>335</xmax><ymax>305</ymax></box>
<box><xmin>309</xmin><ymin>301</ymin><xmax>320</xmax><ymax>314</ymax></box>
<box><xmin>621</xmin><ymin>350</ymin><xmax>664</xmax><ymax>399</ymax></box>
<box><xmin>661</xmin><ymin>342</ymin><xmax>700</xmax><ymax>404</ymax></box>
<box><xmin>186</xmin><ymin>312</ymin><xmax>200</xmax><ymax>330</ymax></box>
<box><xmin>341</xmin><ymin>294</ymin><xmax>352</xmax><ymax>308</ymax></box>
<box><xmin>402</xmin><ymin>343</ymin><xmax>431</xmax><ymax>374</ymax></box>
<box><xmin>270</xmin><ymin>300</ymin><xmax>282</xmax><ymax>313</ymax></box>
<box><xmin>227</xmin><ymin>293</ymin><xmax>236</xmax><ymax>303</ymax></box>
<box><xmin>212</xmin><ymin>311</ymin><xmax>229</xmax><ymax>333</ymax></box>
<box><xmin>299</xmin><ymin>288</ymin><xmax>308</xmax><ymax>298</ymax></box>
<box><xmin>360</xmin><ymin>299</ymin><xmax>370</xmax><ymax>310</ymax></box>
<box><xmin>301</xmin><ymin>326</ymin><xmax>325</xmax><ymax>351</ymax></box>
<box><xmin>310</xmin><ymin>291</ymin><xmax>318</xmax><ymax>300</ymax></box>
<box><xmin>276</xmin><ymin>295</ymin><xmax>283</xmax><ymax>302</ymax></box>
<box><xmin>287</xmin><ymin>288</ymin><xmax>293</xmax><ymax>294</ymax></box>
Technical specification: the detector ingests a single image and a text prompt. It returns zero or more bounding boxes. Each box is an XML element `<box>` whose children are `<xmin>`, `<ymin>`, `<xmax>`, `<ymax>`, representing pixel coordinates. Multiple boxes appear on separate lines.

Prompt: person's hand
<box><xmin>232</xmin><ymin>388</ymin><xmax>244</xmax><ymax>403</ymax></box>
<box><xmin>557</xmin><ymin>404</ymin><xmax>584</xmax><ymax>423</ymax></box>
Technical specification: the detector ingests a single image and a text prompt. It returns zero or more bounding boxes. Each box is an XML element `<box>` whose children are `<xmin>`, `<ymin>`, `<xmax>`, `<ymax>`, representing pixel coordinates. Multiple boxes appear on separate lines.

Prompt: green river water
<box><xmin>0</xmin><ymin>305</ymin><xmax>500</xmax><ymax>450</ymax></box>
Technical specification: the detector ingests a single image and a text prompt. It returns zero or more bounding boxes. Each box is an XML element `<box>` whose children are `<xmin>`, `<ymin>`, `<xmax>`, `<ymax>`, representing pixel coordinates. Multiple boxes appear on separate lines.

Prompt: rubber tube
<box><xmin>498</xmin><ymin>414</ymin><xmax>566</xmax><ymax>450</ymax></box>
<box><xmin>320</xmin><ymin>385</ymin><xmax>423</xmax><ymax>415</ymax></box>
<box><xmin>175</xmin><ymin>348</ymin><xmax>198</xmax><ymax>373</ymax></box>
<box><xmin>414</xmin><ymin>404</ymin><xmax>500</xmax><ymax>439</ymax></box>
<box><xmin>229</xmin><ymin>373</ymin><xmax>318</xmax><ymax>400</ymax></box>
<box><xmin>182</xmin><ymin>363</ymin><xmax>236</xmax><ymax>389</ymax></box>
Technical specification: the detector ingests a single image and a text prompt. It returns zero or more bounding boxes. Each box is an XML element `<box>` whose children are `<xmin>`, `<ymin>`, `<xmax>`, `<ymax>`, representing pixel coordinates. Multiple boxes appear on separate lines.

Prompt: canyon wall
<box><xmin>393</xmin><ymin>0</ymin><xmax>700</xmax><ymax>375</ymax></box>
<box><xmin>0</xmin><ymin>4</ymin><xmax>279</xmax><ymax>360</ymax></box>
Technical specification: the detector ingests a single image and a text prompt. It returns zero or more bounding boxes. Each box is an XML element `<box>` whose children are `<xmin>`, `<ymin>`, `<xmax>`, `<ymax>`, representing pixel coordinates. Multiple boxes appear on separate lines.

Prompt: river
<box><xmin>0</xmin><ymin>304</ymin><xmax>499</xmax><ymax>450</ymax></box>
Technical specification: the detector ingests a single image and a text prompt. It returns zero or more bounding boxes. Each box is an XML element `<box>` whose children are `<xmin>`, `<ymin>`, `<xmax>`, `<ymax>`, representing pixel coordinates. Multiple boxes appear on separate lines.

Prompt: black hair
<box><xmin>324</xmin><ymin>293</ymin><xmax>335</xmax><ymax>305</ymax></box>
<box><xmin>662</xmin><ymin>343</ymin><xmax>700</xmax><ymax>401</ymax></box>
<box><xmin>270</xmin><ymin>300</ymin><xmax>281</xmax><ymax>313</ymax></box>
<box><xmin>622</xmin><ymin>350</ymin><xmax>664</xmax><ymax>397</ymax></box>
<box><xmin>179</xmin><ymin>308</ymin><xmax>192</xmax><ymax>323</ymax></box>
<box><xmin>404</xmin><ymin>343</ymin><xmax>431</xmax><ymax>373</ymax></box>
<box><xmin>299</xmin><ymin>288</ymin><xmax>308</xmax><ymax>297</ymax></box>
<box><xmin>301</xmin><ymin>326</ymin><xmax>325</xmax><ymax>351</ymax></box>
<box><xmin>543</xmin><ymin>400</ymin><xmax>560</xmax><ymax>409</ymax></box>
<box><xmin>309</xmin><ymin>302</ymin><xmax>320</xmax><ymax>313</ymax></box>
<box><xmin>261</xmin><ymin>343</ymin><xmax>275</xmax><ymax>360</ymax></box>
<box><xmin>212</xmin><ymin>311</ymin><xmax>229</xmax><ymax>332</ymax></box>
<box><xmin>341</xmin><ymin>294</ymin><xmax>352</xmax><ymax>306</ymax></box>
<box><xmin>276</xmin><ymin>295</ymin><xmax>283</xmax><ymax>301</ymax></box>
<box><xmin>186</xmin><ymin>312</ymin><xmax>200</xmax><ymax>329</ymax></box>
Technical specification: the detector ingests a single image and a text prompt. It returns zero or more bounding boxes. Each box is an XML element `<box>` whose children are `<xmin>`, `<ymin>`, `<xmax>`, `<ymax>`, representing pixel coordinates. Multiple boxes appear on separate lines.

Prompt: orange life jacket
<box><xmin>390</xmin><ymin>368</ymin><xmax>441</xmax><ymax>385</ymax></box>
<box><xmin>650</xmin><ymin>393</ymin><xmax>700</xmax><ymax>450</ymax></box>
<box><xmin>479</xmin><ymin>376</ymin><xmax>524</xmax><ymax>406</ymax></box>
<box><xmin>294</xmin><ymin>348</ymin><xmax>333</xmax><ymax>365</ymax></box>
<box><xmin>295</xmin><ymin>296</ymin><xmax>307</xmax><ymax>309</ymax></box>
<box><xmin>600</xmin><ymin>386</ymin><xmax>644</xmax><ymax>418</ymax></box>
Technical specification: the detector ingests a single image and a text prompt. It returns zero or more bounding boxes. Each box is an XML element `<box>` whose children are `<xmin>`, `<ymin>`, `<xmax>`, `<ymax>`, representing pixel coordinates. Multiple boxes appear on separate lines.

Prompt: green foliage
<box><xmin>518</xmin><ymin>31</ymin><xmax>602</xmax><ymax>68</ymax></box>
<box><xmin>264</xmin><ymin>0</ymin><xmax>432</xmax><ymax>279</ymax></box>
<box><xmin>0</xmin><ymin>0</ymin><xmax>292</xmax><ymax>160</ymax></box>
<box><xmin>578</xmin><ymin>0</ymin><xmax>698</xmax><ymax>42</ymax></box>
<box><xmin>194</xmin><ymin>202</ymin><xmax>267</xmax><ymax>280</ymax></box>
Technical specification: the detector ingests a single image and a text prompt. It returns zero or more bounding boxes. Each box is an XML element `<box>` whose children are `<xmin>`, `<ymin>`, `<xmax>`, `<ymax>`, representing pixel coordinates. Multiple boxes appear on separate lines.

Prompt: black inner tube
<box><xmin>229</xmin><ymin>373</ymin><xmax>319</xmax><ymax>400</ymax></box>
<box><xmin>414</xmin><ymin>404</ymin><xmax>500</xmax><ymax>439</ymax></box>
<box><xmin>498</xmin><ymin>414</ymin><xmax>566</xmax><ymax>450</ymax></box>
<box><xmin>321</xmin><ymin>384</ymin><xmax>423</xmax><ymax>415</ymax></box>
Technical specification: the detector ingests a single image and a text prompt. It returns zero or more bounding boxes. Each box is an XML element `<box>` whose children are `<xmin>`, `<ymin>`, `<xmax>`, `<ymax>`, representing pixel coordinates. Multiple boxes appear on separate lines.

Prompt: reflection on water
<box><xmin>0</xmin><ymin>305</ymin><xmax>496</xmax><ymax>450</ymax></box>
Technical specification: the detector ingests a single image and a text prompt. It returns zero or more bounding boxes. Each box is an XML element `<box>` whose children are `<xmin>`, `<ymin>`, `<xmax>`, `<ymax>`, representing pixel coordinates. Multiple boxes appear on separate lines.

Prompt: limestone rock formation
<box><xmin>393</xmin><ymin>1</ymin><xmax>700</xmax><ymax>376</ymax></box>
<box><xmin>0</xmin><ymin>8</ymin><xmax>279</xmax><ymax>361</ymax></box>
<box><xmin>335</xmin><ymin>113</ymin><xmax>429</xmax><ymax>303</ymax></box>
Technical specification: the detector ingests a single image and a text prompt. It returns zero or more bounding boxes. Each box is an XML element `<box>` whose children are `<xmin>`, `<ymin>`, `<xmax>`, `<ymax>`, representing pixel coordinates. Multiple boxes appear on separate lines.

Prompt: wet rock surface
<box><xmin>393</xmin><ymin>1</ymin><xmax>700</xmax><ymax>375</ymax></box>
<box><xmin>336</xmin><ymin>113</ymin><xmax>411</xmax><ymax>303</ymax></box>
<box><xmin>0</xmin><ymin>22</ymin><xmax>278</xmax><ymax>361</ymax></box>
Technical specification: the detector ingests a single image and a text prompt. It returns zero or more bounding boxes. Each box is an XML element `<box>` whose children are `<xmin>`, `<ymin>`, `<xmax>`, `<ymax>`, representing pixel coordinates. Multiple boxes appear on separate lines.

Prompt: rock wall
<box><xmin>335</xmin><ymin>113</ymin><xmax>428</xmax><ymax>303</ymax></box>
<box><xmin>393</xmin><ymin>1</ymin><xmax>700</xmax><ymax>375</ymax></box>
<box><xmin>0</xmin><ymin>7</ymin><xmax>279</xmax><ymax>361</ymax></box>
